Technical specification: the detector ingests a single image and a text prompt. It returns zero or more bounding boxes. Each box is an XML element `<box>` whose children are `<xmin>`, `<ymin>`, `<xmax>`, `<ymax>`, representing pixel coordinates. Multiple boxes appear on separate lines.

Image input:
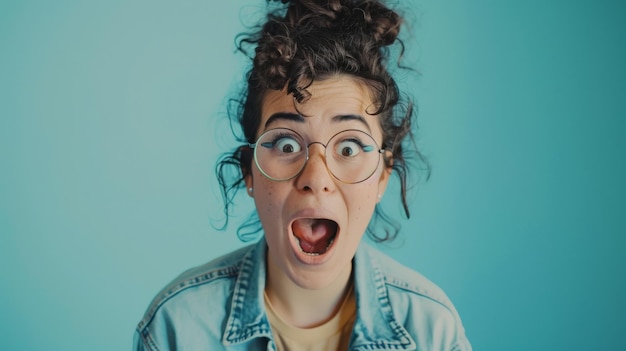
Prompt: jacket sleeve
<box><xmin>133</xmin><ymin>329</ymin><xmax>150</xmax><ymax>351</ymax></box>
<box><xmin>451</xmin><ymin>334</ymin><xmax>473</xmax><ymax>351</ymax></box>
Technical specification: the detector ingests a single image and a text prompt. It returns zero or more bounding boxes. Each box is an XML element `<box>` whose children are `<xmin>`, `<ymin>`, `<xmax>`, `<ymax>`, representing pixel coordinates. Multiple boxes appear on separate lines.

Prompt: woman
<box><xmin>134</xmin><ymin>0</ymin><xmax>471</xmax><ymax>350</ymax></box>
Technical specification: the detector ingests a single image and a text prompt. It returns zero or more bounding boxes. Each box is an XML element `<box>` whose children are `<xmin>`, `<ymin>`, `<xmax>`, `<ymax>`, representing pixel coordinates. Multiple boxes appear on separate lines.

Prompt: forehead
<box><xmin>259</xmin><ymin>75</ymin><xmax>380</xmax><ymax>135</ymax></box>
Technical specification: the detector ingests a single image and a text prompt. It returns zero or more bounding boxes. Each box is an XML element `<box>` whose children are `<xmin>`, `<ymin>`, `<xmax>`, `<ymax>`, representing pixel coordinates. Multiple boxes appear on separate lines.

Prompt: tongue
<box><xmin>292</xmin><ymin>219</ymin><xmax>337</xmax><ymax>255</ymax></box>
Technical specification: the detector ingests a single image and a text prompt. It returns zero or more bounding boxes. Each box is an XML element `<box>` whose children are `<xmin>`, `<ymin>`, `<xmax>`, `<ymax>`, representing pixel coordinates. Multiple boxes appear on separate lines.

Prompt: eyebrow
<box><xmin>264</xmin><ymin>112</ymin><xmax>304</xmax><ymax>129</ymax></box>
<box><xmin>264</xmin><ymin>112</ymin><xmax>371</xmax><ymax>131</ymax></box>
<box><xmin>332</xmin><ymin>114</ymin><xmax>371</xmax><ymax>132</ymax></box>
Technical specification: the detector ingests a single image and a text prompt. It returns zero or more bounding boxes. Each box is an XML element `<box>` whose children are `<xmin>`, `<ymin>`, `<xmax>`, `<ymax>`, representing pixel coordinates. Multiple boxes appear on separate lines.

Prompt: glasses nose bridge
<box><xmin>306</xmin><ymin>140</ymin><xmax>328</xmax><ymax>152</ymax></box>
<box><xmin>303</xmin><ymin>140</ymin><xmax>329</xmax><ymax>165</ymax></box>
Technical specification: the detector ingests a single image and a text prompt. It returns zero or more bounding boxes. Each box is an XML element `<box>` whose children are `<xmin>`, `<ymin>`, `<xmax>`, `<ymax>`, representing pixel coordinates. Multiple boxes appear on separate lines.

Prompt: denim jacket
<box><xmin>133</xmin><ymin>238</ymin><xmax>472</xmax><ymax>351</ymax></box>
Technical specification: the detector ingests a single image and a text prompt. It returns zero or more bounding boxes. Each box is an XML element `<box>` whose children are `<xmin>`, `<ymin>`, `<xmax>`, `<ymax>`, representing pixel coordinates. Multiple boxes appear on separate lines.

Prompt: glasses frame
<box><xmin>248</xmin><ymin>128</ymin><xmax>386</xmax><ymax>184</ymax></box>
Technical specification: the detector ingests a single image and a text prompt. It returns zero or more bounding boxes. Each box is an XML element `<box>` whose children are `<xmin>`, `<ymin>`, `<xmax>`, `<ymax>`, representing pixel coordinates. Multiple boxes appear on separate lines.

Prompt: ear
<box><xmin>239</xmin><ymin>145</ymin><xmax>255</xmax><ymax>197</ymax></box>
<box><xmin>376</xmin><ymin>161</ymin><xmax>393</xmax><ymax>203</ymax></box>
<box><xmin>244</xmin><ymin>173</ymin><xmax>254</xmax><ymax>197</ymax></box>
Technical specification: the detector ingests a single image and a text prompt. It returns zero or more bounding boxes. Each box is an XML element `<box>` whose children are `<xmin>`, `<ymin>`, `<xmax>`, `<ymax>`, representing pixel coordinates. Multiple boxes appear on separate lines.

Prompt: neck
<box><xmin>265</xmin><ymin>256</ymin><xmax>353</xmax><ymax>328</ymax></box>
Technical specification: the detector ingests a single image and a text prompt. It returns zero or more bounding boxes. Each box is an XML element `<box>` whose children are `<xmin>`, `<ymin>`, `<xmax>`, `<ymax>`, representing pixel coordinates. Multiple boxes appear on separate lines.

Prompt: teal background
<box><xmin>1</xmin><ymin>0</ymin><xmax>624</xmax><ymax>350</ymax></box>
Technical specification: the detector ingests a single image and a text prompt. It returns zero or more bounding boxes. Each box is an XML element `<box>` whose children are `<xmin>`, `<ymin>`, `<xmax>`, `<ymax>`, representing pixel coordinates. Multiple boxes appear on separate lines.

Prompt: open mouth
<box><xmin>291</xmin><ymin>218</ymin><xmax>338</xmax><ymax>256</ymax></box>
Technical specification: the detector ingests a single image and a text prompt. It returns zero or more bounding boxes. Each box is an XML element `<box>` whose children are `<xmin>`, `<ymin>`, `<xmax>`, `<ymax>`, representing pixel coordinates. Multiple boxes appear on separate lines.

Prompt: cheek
<box><xmin>346</xmin><ymin>182</ymin><xmax>379</xmax><ymax>220</ymax></box>
<box><xmin>252</xmin><ymin>176</ymin><xmax>287</xmax><ymax>220</ymax></box>
<box><xmin>255</xmin><ymin>183</ymin><xmax>275</xmax><ymax>213</ymax></box>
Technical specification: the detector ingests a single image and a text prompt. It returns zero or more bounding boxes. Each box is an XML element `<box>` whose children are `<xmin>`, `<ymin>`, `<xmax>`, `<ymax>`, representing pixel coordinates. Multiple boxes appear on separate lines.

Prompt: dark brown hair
<box><xmin>215</xmin><ymin>0</ymin><xmax>429</xmax><ymax>241</ymax></box>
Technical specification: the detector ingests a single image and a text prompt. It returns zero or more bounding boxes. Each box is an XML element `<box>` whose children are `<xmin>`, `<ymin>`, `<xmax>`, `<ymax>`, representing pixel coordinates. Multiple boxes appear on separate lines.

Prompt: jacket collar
<box><xmin>351</xmin><ymin>243</ymin><xmax>416</xmax><ymax>350</ymax></box>
<box><xmin>222</xmin><ymin>239</ymin><xmax>272</xmax><ymax>345</ymax></box>
<box><xmin>222</xmin><ymin>238</ymin><xmax>416</xmax><ymax>350</ymax></box>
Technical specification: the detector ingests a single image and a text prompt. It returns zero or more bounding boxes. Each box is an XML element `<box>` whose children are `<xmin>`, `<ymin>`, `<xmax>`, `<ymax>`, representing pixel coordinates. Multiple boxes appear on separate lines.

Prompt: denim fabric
<box><xmin>133</xmin><ymin>238</ymin><xmax>471</xmax><ymax>351</ymax></box>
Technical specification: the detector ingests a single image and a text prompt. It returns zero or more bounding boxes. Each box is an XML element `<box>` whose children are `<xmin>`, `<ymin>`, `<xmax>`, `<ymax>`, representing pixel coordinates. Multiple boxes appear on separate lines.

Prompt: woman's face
<box><xmin>246</xmin><ymin>75</ymin><xmax>391</xmax><ymax>290</ymax></box>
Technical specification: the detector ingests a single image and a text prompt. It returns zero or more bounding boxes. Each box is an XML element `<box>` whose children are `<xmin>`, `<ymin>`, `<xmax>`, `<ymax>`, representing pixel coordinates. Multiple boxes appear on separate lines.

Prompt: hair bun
<box><xmin>356</xmin><ymin>2</ymin><xmax>401</xmax><ymax>46</ymax></box>
<box><xmin>249</xmin><ymin>0</ymin><xmax>405</xmax><ymax>94</ymax></box>
<box><xmin>272</xmin><ymin>0</ymin><xmax>401</xmax><ymax>47</ymax></box>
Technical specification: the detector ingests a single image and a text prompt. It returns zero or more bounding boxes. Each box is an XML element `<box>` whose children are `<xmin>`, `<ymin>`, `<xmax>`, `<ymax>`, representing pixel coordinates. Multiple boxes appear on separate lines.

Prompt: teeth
<box><xmin>294</xmin><ymin>236</ymin><xmax>319</xmax><ymax>256</ymax></box>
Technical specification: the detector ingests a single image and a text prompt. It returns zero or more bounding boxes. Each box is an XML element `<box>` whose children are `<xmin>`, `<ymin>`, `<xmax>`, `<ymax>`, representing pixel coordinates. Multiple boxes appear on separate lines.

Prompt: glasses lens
<box><xmin>254</xmin><ymin>128</ymin><xmax>307</xmax><ymax>181</ymax></box>
<box><xmin>326</xmin><ymin>130</ymin><xmax>381</xmax><ymax>183</ymax></box>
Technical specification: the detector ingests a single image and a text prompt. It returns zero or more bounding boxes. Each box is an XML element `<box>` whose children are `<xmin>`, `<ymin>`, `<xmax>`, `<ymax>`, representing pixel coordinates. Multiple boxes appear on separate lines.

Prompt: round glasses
<box><xmin>249</xmin><ymin>128</ymin><xmax>385</xmax><ymax>184</ymax></box>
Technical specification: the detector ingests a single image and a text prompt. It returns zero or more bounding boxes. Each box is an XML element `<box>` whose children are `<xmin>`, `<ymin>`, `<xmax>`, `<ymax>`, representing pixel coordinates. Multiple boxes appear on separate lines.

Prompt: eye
<box><xmin>274</xmin><ymin>136</ymin><xmax>302</xmax><ymax>153</ymax></box>
<box><xmin>336</xmin><ymin>139</ymin><xmax>362</xmax><ymax>157</ymax></box>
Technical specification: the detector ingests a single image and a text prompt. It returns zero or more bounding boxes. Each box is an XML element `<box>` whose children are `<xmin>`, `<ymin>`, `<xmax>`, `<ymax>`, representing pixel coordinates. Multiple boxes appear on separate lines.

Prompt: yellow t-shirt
<box><xmin>264</xmin><ymin>287</ymin><xmax>356</xmax><ymax>351</ymax></box>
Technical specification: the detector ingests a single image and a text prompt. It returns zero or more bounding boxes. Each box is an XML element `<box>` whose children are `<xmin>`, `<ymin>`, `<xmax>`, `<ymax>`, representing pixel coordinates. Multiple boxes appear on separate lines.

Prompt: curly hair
<box><xmin>215</xmin><ymin>0</ymin><xmax>429</xmax><ymax>242</ymax></box>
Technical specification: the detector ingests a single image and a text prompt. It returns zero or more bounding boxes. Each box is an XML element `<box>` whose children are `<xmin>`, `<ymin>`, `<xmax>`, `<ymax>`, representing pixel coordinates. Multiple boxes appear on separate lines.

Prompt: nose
<box><xmin>294</xmin><ymin>143</ymin><xmax>335</xmax><ymax>193</ymax></box>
